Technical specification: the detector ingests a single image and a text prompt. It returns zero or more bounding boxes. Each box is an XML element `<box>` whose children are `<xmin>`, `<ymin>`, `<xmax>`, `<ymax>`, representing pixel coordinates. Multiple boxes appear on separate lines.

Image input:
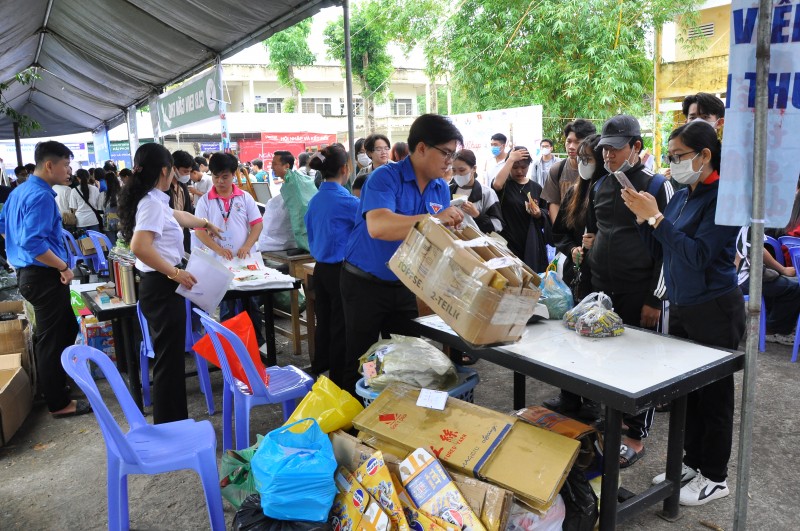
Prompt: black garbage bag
<box><xmin>232</xmin><ymin>495</ymin><xmax>333</xmax><ymax>531</ymax></box>
<box><xmin>560</xmin><ymin>469</ymin><xmax>598</xmax><ymax>531</ymax></box>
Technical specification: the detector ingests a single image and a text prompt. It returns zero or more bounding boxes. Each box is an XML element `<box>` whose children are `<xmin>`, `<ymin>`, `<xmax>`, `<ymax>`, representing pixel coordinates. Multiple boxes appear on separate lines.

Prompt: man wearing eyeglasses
<box><xmin>340</xmin><ymin>114</ymin><xmax>465</xmax><ymax>395</ymax></box>
<box><xmin>586</xmin><ymin>114</ymin><xmax>674</xmax><ymax>469</ymax></box>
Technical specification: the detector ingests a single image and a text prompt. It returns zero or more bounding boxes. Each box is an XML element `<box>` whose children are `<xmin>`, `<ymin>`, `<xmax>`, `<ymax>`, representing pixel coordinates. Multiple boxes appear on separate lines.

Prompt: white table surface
<box><xmin>417</xmin><ymin>315</ymin><xmax>739</xmax><ymax>395</ymax></box>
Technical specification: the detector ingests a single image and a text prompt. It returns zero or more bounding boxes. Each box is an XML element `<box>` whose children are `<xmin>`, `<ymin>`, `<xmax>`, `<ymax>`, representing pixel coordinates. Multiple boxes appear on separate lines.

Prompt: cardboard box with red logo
<box><xmin>352</xmin><ymin>383</ymin><xmax>579</xmax><ymax>513</ymax></box>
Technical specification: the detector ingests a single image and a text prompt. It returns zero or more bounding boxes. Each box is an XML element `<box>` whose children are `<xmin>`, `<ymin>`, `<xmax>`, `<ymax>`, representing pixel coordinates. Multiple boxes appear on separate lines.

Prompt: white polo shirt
<box><xmin>134</xmin><ymin>189</ymin><xmax>184</xmax><ymax>272</ymax></box>
<box><xmin>193</xmin><ymin>185</ymin><xmax>262</xmax><ymax>254</ymax></box>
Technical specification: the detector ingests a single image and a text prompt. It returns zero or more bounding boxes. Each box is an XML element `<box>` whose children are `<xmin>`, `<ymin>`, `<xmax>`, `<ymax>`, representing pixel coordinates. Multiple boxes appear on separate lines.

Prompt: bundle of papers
<box><xmin>225</xmin><ymin>254</ymin><xmax>296</xmax><ymax>291</ymax></box>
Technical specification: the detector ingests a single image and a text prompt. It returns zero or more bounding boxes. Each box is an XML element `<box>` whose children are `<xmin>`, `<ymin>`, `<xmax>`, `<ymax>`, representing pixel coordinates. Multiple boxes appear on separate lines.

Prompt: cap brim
<box><xmin>597</xmin><ymin>136</ymin><xmax>632</xmax><ymax>149</ymax></box>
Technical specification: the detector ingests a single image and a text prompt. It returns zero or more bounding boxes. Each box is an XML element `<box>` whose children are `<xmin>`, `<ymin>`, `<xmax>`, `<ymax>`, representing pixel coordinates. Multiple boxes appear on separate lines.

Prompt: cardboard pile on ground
<box><xmin>0</xmin><ymin>301</ymin><xmax>34</xmax><ymax>388</ymax></box>
<box><xmin>388</xmin><ymin>217</ymin><xmax>540</xmax><ymax>345</ymax></box>
<box><xmin>352</xmin><ymin>383</ymin><xmax>579</xmax><ymax>513</ymax></box>
<box><xmin>0</xmin><ymin>353</ymin><xmax>32</xmax><ymax>447</ymax></box>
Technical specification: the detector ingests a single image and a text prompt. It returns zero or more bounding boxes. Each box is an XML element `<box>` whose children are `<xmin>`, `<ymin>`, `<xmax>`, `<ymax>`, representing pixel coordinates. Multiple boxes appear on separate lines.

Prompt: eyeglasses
<box><xmin>666</xmin><ymin>151</ymin><xmax>697</xmax><ymax>164</ymax></box>
<box><xmin>428</xmin><ymin>144</ymin><xmax>457</xmax><ymax>162</ymax></box>
<box><xmin>577</xmin><ymin>155</ymin><xmax>594</xmax><ymax>165</ymax></box>
<box><xmin>371</xmin><ymin>147</ymin><xmax>391</xmax><ymax>153</ymax></box>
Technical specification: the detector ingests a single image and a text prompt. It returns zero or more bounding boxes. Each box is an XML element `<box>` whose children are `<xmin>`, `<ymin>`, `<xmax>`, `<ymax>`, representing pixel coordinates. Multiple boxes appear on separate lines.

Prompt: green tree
<box><xmin>324</xmin><ymin>1</ymin><xmax>394</xmax><ymax>133</ymax></box>
<box><xmin>436</xmin><ymin>0</ymin><xmax>702</xmax><ymax>140</ymax></box>
<box><xmin>0</xmin><ymin>68</ymin><xmax>40</xmax><ymax>136</ymax></box>
<box><xmin>263</xmin><ymin>20</ymin><xmax>316</xmax><ymax>113</ymax></box>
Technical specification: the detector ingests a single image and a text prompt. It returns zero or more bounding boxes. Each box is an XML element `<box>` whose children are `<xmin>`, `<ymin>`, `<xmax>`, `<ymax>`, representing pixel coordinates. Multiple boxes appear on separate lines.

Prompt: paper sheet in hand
<box><xmin>176</xmin><ymin>248</ymin><xmax>234</xmax><ymax>314</ymax></box>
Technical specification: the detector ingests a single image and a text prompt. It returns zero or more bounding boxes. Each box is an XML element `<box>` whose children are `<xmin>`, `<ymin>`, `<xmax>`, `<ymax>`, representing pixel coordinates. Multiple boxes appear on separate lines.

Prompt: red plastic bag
<box><xmin>193</xmin><ymin>312</ymin><xmax>266</xmax><ymax>390</ymax></box>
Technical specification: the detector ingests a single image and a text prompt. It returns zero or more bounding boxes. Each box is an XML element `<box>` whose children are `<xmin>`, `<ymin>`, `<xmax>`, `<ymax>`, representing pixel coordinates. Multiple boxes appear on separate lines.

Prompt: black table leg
<box><xmin>661</xmin><ymin>395</ymin><xmax>688</xmax><ymax>521</ymax></box>
<box><xmin>120</xmin><ymin>316</ymin><xmax>143</xmax><ymax>411</ymax></box>
<box><xmin>262</xmin><ymin>292</ymin><xmax>277</xmax><ymax>367</ymax></box>
<box><xmin>513</xmin><ymin>372</ymin><xmax>526</xmax><ymax>410</ymax></box>
<box><xmin>600</xmin><ymin>406</ymin><xmax>623</xmax><ymax>531</ymax></box>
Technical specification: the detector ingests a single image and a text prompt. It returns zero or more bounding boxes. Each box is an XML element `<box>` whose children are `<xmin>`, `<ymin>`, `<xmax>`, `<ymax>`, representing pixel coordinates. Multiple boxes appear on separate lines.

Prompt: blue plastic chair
<box><xmin>765</xmin><ymin>236</ymin><xmax>784</xmax><ymax>267</ymax></box>
<box><xmin>743</xmin><ymin>295</ymin><xmax>766</xmax><ymax>353</ymax></box>
<box><xmin>779</xmin><ymin>235</ymin><xmax>800</xmax><ymax>249</ymax></box>
<box><xmin>194</xmin><ymin>308</ymin><xmax>313</xmax><ymax>451</ymax></box>
<box><xmin>61</xmin><ymin>228</ymin><xmax>95</xmax><ymax>270</ymax></box>
<box><xmin>787</xmin><ymin>247</ymin><xmax>800</xmax><ymax>362</ymax></box>
<box><xmin>86</xmin><ymin>230</ymin><xmax>114</xmax><ymax>275</ymax></box>
<box><xmin>61</xmin><ymin>345</ymin><xmax>225</xmax><ymax>531</ymax></box>
<box><xmin>137</xmin><ymin>301</ymin><xmax>215</xmax><ymax>415</ymax></box>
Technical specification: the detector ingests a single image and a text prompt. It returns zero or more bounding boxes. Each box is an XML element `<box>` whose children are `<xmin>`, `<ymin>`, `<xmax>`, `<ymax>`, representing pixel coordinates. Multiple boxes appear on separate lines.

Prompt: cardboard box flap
<box><xmin>0</xmin><ymin>358</ymin><xmax>32</xmax><ymax>446</ymax></box>
<box><xmin>478</xmin><ymin>421</ymin><xmax>579</xmax><ymax>509</ymax></box>
<box><xmin>0</xmin><ymin>353</ymin><xmax>21</xmax><ymax>371</ymax></box>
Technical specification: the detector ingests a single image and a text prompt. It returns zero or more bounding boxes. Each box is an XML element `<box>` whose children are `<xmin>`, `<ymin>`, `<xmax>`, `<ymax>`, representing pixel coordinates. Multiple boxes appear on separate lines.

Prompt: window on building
<box><xmin>687</xmin><ymin>23</ymin><xmax>714</xmax><ymax>39</ymax></box>
<box><xmin>255</xmin><ymin>98</ymin><xmax>283</xmax><ymax>113</ymax></box>
<box><xmin>301</xmin><ymin>98</ymin><xmax>332</xmax><ymax>115</ymax></box>
<box><xmin>353</xmin><ymin>97</ymin><xmax>364</xmax><ymax>116</ymax></box>
<box><xmin>391</xmin><ymin>98</ymin><xmax>414</xmax><ymax>116</ymax></box>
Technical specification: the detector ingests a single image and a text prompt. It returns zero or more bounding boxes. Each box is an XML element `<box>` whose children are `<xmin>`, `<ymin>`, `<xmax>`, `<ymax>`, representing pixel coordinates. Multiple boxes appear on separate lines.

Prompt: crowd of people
<box><xmin>2</xmin><ymin>91</ymin><xmax>799</xmax><ymax>511</ymax></box>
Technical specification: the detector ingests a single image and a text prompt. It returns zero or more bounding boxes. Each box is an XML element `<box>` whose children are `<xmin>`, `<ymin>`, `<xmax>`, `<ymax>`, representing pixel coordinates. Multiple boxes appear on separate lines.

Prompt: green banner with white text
<box><xmin>156</xmin><ymin>68</ymin><xmax>219</xmax><ymax>134</ymax></box>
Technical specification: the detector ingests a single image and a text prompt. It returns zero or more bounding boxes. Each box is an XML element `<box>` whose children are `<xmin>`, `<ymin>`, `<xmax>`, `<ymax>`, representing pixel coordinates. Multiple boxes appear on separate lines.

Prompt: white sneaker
<box><xmin>679</xmin><ymin>473</ymin><xmax>729</xmax><ymax>506</ymax></box>
<box><xmin>765</xmin><ymin>332</ymin><xmax>795</xmax><ymax>346</ymax></box>
<box><xmin>652</xmin><ymin>464</ymin><xmax>697</xmax><ymax>485</ymax></box>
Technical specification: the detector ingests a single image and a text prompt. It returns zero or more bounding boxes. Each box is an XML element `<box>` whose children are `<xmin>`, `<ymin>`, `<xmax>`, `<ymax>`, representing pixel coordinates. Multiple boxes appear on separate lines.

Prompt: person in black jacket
<box><xmin>587</xmin><ymin>115</ymin><xmax>674</xmax><ymax>469</ymax></box>
<box><xmin>623</xmin><ymin>121</ymin><xmax>743</xmax><ymax>506</ymax></box>
<box><xmin>449</xmin><ymin>149</ymin><xmax>504</xmax><ymax>234</ymax></box>
<box><xmin>170</xmin><ymin>150</ymin><xmax>195</xmax><ymax>253</ymax></box>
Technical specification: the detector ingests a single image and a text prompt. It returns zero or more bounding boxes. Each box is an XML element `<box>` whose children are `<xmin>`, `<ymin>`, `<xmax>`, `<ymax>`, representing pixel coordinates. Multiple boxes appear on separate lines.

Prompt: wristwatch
<box><xmin>648</xmin><ymin>213</ymin><xmax>664</xmax><ymax>226</ymax></box>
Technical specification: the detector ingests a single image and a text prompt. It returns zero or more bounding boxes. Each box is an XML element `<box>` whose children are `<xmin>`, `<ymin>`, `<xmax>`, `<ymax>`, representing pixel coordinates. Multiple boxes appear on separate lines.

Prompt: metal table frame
<box><xmin>81</xmin><ymin>281</ymin><xmax>300</xmax><ymax>411</ymax></box>
<box><xmin>413</xmin><ymin>316</ymin><xmax>744</xmax><ymax>530</ymax></box>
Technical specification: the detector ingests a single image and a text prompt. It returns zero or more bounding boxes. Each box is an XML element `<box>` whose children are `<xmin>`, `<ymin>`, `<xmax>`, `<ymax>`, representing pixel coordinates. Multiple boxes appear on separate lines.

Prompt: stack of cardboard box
<box><xmin>0</xmin><ymin>301</ymin><xmax>34</xmax><ymax>447</ymax></box>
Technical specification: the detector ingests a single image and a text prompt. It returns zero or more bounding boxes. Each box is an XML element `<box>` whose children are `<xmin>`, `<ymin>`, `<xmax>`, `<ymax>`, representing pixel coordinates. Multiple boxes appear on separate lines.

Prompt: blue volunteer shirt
<box><xmin>344</xmin><ymin>157</ymin><xmax>451</xmax><ymax>281</ymax></box>
<box><xmin>0</xmin><ymin>175</ymin><xmax>68</xmax><ymax>268</ymax></box>
<box><xmin>304</xmin><ymin>181</ymin><xmax>360</xmax><ymax>263</ymax></box>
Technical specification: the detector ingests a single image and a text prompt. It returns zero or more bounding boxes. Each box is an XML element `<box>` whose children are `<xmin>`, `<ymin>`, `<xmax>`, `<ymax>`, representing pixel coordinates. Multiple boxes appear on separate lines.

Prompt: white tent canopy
<box><xmin>0</xmin><ymin>0</ymin><xmax>341</xmax><ymax>139</ymax></box>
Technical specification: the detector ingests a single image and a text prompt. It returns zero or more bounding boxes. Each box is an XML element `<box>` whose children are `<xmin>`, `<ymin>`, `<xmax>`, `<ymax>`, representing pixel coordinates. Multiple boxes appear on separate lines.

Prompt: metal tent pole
<box><xmin>343</xmin><ymin>0</ymin><xmax>356</xmax><ymax>177</ymax></box>
<box><xmin>733</xmin><ymin>0</ymin><xmax>772</xmax><ymax>528</ymax></box>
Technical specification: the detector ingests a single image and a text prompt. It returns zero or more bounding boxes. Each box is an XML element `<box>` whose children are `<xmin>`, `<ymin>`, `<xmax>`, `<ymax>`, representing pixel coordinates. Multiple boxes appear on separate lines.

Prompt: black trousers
<box><xmin>669</xmin><ymin>288</ymin><xmax>745</xmax><ymax>482</ymax></box>
<box><xmin>138</xmin><ymin>271</ymin><xmax>188</xmax><ymax>424</ymax></box>
<box><xmin>608</xmin><ymin>290</ymin><xmax>658</xmax><ymax>441</ymax></box>
<box><xmin>340</xmin><ymin>266</ymin><xmax>418</xmax><ymax>396</ymax></box>
<box><xmin>18</xmin><ymin>267</ymin><xmax>79</xmax><ymax>412</ymax></box>
<box><xmin>312</xmin><ymin>262</ymin><xmax>346</xmax><ymax>384</ymax></box>
<box><xmin>740</xmin><ymin>275</ymin><xmax>800</xmax><ymax>334</ymax></box>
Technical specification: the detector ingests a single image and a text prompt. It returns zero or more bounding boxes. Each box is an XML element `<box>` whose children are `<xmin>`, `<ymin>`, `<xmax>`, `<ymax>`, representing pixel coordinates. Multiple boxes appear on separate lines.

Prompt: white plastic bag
<box><xmin>505</xmin><ymin>495</ymin><xmax>566</xmax><ymax>531</ymax></box>
<box><xmin>358</xmin><ymin>335</ymin><xmax>457</xmax><ymax>392</ymax></box>
<box><xmin>563</xmin><ymin>291</ymin><xmax>613</xmax><ymax>330</ymax></box>
<box><xmin>258</xmin><ymin>194</ymin><xmax>297</xmax><ymax>251</ymax></box>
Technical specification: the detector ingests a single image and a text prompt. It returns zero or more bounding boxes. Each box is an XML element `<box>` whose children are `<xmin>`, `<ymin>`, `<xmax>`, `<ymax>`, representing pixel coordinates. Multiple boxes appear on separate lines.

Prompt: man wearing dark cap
<box><xmin>586</xmin><ymin>114</ymin><xmax>673</xmax><ymax>469</ymax></box>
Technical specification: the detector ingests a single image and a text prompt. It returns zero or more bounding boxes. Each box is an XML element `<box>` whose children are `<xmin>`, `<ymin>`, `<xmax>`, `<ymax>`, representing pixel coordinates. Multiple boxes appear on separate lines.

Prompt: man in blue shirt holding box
<box><xmin>0</xmin><ymin>141</ymin><xmax>89</xmax><ymax>419</ymax></box>
<box><xmin>340</xmin><ymin>114</ymin><xmax>465</xmax><ymax>394</ymax></box>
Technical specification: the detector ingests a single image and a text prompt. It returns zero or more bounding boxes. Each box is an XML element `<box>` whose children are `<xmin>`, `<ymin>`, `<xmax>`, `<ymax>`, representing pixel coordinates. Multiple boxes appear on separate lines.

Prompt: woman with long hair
<box><xmin>623</xmin><ymin>120</ymin><xmax>744</xmax><ymax>506</ymax></box>
<box><xmin>303</xmin><ymin>144</ymin><xmax>360</xmax><ymax>384</ymax></box>
<box><xmin>69</xmin><ymin>168</ymin><xmax>102</xmax><ymax>232</ymax></box>
<box><xmin>118</xmin><ymin>143</ymin><xmax>221</xmax><ymax>424</ymax></box>
<box><xmin>544</xmin><ymin>134</ymin><xmax>605</xmax><ymax>421</ymax></box>
<box><xmin>449</xmin><ymin>149</ymin><xmax>504</xmax><ymax>234</ymax></box>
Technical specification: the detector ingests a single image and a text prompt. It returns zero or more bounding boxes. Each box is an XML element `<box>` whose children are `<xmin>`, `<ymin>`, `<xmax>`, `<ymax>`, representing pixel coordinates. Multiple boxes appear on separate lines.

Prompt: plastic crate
<box><xmin>355</xmin><ymin>366</ymin><xmax>480</xmax><ymax>406</ymax></box>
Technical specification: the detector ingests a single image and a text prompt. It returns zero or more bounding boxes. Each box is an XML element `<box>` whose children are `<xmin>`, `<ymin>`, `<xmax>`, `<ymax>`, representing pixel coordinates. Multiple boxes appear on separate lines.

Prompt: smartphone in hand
<box><xmin>613</xmin><ymin>171</ymin><xmax>634</xmax><ymax>190</ymax></box>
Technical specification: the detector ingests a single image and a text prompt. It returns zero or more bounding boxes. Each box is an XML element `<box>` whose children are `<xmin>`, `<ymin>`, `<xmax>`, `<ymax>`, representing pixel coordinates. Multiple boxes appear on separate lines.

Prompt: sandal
<box><xmin>52</xmin><ymin>399</ymin><xmax>92</xmax><ymax>419</ymax></box>
<box><xmin>619</xmin><ymin>444</ymin><xmax>646</xmax><ymax>469</ymax></box>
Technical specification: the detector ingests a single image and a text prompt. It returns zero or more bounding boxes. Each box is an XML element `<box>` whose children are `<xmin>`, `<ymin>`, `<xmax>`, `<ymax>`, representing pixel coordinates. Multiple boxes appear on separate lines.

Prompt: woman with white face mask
<box><xmin>449</xmin><ymin>149</ymin><xmax>504</xmax><ymax>234</ymax></box>
<box><xmin>622</xmin><ymin>120</ymin><xmax>744</xmax><ymax>507</ymax></box>
<box><xmin>545</xmin><ymin>134</ymin><xmax>604</xmax><ymax>422</ymax></box>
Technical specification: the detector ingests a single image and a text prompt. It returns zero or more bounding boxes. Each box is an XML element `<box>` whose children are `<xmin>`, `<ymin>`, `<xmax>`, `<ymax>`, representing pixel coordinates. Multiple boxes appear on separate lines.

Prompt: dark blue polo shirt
<box><xmin>304</xmin><ymin>181</ymin><xmax>360</xmax><ymax>264</ymax></box>
<box><xmin>344</xmin><ymin>157</ymin><xmax>451</xmax><ymax>281</ymax></box>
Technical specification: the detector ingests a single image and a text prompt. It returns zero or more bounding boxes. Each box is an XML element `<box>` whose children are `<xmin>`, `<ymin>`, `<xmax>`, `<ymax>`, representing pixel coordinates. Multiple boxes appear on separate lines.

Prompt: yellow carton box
<box><xmin>353</xmin><ymin>383</ymin><xmax>579</xmax><ymax>512</ymax></box>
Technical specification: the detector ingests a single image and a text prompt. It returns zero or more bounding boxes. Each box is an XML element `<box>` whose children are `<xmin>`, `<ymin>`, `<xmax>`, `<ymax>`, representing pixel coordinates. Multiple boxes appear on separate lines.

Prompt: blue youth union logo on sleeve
<box><xmin>429</xmin><ymin>202</ymin><xmax>443</xmax><ymax>214</ymax></box>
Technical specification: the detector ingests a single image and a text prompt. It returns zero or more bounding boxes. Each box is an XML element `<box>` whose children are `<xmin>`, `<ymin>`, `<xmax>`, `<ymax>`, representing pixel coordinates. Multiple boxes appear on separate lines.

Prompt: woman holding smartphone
<box><xmin>622</xmin><ymin>120</ymin><xmax>744</xmax><ymax>506</ymax></box>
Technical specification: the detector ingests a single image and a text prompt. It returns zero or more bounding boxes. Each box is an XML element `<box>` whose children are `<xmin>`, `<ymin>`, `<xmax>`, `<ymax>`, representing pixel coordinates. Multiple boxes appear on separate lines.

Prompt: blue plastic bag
<box><xmin>540</xmin><ymin>270</ymin><xmax>574</xmax><ymax>320</ymax></box>
<box><xmin>251</xmin><ymin>418</ymin><xmax>337</xmax><ymax>522</ymax></box>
